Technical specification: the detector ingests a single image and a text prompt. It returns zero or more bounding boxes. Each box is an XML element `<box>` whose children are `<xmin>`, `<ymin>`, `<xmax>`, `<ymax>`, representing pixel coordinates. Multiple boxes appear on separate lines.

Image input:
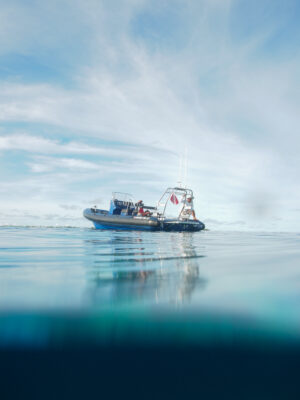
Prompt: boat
<box><xmin>83</xmin><ymin>187</ymin><xmax>205</xmax><ymax>232</ymax></box>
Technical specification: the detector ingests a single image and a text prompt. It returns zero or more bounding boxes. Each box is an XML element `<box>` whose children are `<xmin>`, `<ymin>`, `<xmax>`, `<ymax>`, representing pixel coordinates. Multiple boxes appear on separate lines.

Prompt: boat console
<box><xmin>108</xmin><ymin>192</ymin><xmax>135</xmax><ymax>216</ymax></box>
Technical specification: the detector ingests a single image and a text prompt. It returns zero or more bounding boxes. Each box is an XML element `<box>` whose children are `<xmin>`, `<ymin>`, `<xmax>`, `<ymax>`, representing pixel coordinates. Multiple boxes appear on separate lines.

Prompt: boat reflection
<box><xmin>84</xmin><ymin>232</ymin><xmax>207</xmax><ymax>307</ymax></box>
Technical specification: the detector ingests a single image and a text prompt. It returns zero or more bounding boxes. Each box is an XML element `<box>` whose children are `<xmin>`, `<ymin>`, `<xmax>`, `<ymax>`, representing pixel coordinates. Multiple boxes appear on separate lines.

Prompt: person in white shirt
<box><xmin>180</xmin><ymin>195</ymin><xmax>197</xmax><ymax>220</ymax></box>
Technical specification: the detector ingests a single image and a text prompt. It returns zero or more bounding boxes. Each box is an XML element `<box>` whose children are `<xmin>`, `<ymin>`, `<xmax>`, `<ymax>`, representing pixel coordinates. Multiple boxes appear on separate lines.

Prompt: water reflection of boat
<box><xmin>83</xmin><ymin>187</ymin><xmax>205</xmax><ymax>232</ymax></box>
<box><xmin>84</xmin><ymin>233</ymin><xmax>207</xmax><ymax>307</ymax></box>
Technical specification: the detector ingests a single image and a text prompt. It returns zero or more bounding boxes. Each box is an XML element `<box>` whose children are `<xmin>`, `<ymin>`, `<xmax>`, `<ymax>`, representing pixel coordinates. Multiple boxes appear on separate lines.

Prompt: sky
<box><xmin>0</xmin><ymin>0</ymin><xmax>300</xmax><ymax>230</ymax></box>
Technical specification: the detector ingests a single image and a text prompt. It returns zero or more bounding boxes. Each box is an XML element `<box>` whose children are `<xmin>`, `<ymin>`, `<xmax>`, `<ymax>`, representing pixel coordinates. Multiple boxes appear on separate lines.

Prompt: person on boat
<box><xmin>180</xmin><ymin>195</ymin><xmax>197</xmax><ymax>220</ymax></box>
<box><xmin>137</xmin><ymin>200</ymin><xmax>144</xmax><ymax>215</ymax></box>
<box><xmin>136</xmin><ymin>200</ymin><xmax>151</xmax><ymax>217</ymax></box>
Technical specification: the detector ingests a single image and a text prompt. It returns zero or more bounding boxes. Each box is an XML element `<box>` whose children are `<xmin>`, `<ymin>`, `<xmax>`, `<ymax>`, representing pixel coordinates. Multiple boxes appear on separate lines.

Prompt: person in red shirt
<box><xmin>138</xmin><ymin>201</ymin><xmax>144</xmax><ymax>215</ymax></box>
<box><xmin>136</xmin><ymin>200</ymin><xmax>150</xmax><ymax>217</ymax></box>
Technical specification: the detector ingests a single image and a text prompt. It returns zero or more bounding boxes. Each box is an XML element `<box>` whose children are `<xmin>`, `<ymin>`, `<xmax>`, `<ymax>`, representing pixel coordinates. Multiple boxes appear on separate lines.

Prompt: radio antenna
<box><xmin>183</xmin><ymin>147</ymin><xmax>188</xmax><ymax>188</ymax></box>
<box><xmin>177</xmin><ymin>148</ymin><xmax>188</xmax><ymax>188</ymax></box>
<box><xmin>177</xmin><ymin>153</ymin><xmax>183</xmax><ymax>188</ymax></box>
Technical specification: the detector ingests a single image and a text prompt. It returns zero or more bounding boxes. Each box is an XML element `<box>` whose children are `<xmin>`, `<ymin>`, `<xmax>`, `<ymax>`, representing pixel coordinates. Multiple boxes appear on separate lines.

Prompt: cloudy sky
<box><xmin>0</xmin><ymin>0</ymin><xmax>299</xmax><ymax>230</ymax></box>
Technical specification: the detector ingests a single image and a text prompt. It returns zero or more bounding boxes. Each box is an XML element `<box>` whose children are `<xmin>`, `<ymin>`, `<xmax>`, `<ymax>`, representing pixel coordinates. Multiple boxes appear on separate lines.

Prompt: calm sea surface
<box><xmin>0</xmin><ymin>227</ymin><xmax>300</xmax><ymax>345</ymax></box>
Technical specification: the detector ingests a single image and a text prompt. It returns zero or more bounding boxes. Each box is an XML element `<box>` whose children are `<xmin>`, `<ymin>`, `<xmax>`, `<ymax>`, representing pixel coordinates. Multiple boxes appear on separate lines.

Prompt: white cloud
<box><xmin>0</xmin><ymin>133</ymin><xmax>173</xmax><ymax>162</ymax></box>
<box><xmin>0</xmin><ymin>0</ymin><xmax>299</xmax><ymax>230</ymax></box>
<box><xmin>27</xmin><ymin>156</ymin><xmax>100</xmax><ymax>172</ymax></box>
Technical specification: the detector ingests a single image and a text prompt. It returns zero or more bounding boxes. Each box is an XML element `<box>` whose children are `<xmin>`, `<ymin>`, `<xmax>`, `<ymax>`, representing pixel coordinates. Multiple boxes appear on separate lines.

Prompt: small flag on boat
<box><xmin>170</xmin><ymin>193</ymin><xmax>179</xmax><ymax>205</ymax></box>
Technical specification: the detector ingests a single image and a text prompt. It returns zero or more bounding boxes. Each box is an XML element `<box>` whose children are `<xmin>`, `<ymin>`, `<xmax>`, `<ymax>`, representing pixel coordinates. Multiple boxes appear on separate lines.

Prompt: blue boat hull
<box><xmin>92</xmin><ymin>221</ymin><xmax>157</xmax><ymax>231</ymax></box>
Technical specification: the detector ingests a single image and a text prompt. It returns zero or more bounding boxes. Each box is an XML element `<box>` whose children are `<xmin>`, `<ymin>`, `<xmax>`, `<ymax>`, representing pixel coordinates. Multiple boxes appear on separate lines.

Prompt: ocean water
<box><xmin>0</xmin><ymin>226</ymin><xmax>300</xmax><ymax>339</ymax></box>
<box><xmin>1</xmin><ymin>227</ymin><xmax>300</xmax><ymax>399</ymax></box>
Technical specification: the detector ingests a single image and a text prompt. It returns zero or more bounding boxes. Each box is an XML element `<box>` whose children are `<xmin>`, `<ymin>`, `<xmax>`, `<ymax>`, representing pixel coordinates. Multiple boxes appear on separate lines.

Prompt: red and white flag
<box><xmin>170</xmin><ymin>193</ymin><xmax>179</xmax><ymax>205</ymax></box>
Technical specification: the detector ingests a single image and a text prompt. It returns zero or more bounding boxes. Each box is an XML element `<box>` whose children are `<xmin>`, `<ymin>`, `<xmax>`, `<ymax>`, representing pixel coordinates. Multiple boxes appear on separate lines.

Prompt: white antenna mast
<box><xmin>177</xmin><ymin>153</ymin><xmax>183</xmax><ymax>188</ymax></box>
<box><xmin>177</xmin><ymin>148</ymin><xmax>188</xmax><ymax>188</ymax></box>
<box><xmin>183</xmin><ymin>147</ymin><xmax>188</xmax><ymax>188</ymax></box>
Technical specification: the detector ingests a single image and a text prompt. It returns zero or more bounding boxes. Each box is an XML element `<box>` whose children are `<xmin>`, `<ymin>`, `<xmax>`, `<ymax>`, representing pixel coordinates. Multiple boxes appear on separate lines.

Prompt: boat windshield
<box><xmin>112</xmin><ymin>192</ymin><xmax>134</xmax><ymax>204</ymax></box>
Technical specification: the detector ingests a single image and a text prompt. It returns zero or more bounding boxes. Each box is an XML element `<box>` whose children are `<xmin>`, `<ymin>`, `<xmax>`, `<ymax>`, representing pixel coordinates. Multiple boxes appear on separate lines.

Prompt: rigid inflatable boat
<box><xmin>83</xmin><ymin>187</ymin><xmax>205</xmax><ymax>232</ymax></box>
